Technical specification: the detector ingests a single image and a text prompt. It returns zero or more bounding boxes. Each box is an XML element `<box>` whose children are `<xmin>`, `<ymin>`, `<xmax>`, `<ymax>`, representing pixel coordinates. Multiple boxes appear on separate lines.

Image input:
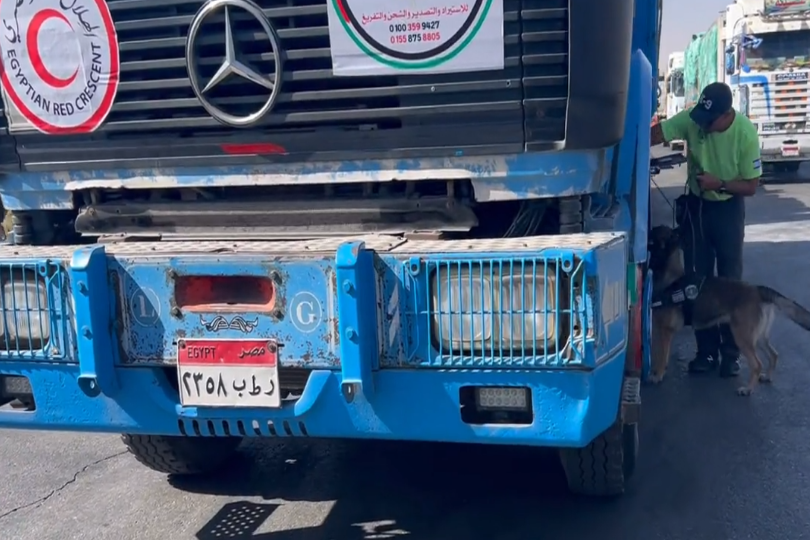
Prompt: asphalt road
<box><xmin>3</xmin><ymin>152</ymin><xmax>810</xmax><ymax>539</ymax></box>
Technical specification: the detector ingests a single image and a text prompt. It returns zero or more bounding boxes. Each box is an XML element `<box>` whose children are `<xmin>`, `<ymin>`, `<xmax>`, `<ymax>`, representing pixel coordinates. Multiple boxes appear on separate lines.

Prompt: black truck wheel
<box><xmin>559</xmin><ymin>420</ymin><xmax>638</xmax><ymax>497</ymax></box>
<box><xmin>557</xmin><ymin>196</ymin><xmax>583</xmax><ymax>234</ymax></box>
<box><xmin>121</xmin><ymin>434</ymin><xmax>243</xmax><ymax>475</ymax></box>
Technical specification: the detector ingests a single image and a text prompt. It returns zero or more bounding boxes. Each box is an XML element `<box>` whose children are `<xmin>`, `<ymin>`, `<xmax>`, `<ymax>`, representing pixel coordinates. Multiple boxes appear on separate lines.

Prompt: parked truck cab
<box><xmin>664</xmin><ymin>51</ymin><xmax>685</xmax><ymax>150</ymax></box>
<box><xmin>686</xmin><ymin>0</ymin><xmax>810</xmax><ymax>173</ymax></box>
<box><xmin>0</xmin><ymin>0</ymin><xmax>662</xmax><ymax>497</ymax></box>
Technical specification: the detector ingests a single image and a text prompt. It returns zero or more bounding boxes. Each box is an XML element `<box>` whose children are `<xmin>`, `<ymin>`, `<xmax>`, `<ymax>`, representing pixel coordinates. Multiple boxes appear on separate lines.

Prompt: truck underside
<box><xmin>12</xmin><ymin>180</ymin><xmax>585</xmax><ymax>245</ymax></box>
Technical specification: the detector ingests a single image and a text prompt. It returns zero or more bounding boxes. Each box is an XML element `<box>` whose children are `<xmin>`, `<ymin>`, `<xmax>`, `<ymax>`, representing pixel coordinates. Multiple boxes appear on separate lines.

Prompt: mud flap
<box><xmin>640</xmin><ymin>268</ymin><xmax>653</xmax><ymax>381</ymax></box>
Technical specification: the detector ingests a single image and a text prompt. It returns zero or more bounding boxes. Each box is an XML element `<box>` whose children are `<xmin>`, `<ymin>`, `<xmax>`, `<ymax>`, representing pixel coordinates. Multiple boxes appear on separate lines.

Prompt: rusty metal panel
<box><xmin>112</xmin><ymin>255</ymin><xmax>341</xmax><ymax>368</ymax></box>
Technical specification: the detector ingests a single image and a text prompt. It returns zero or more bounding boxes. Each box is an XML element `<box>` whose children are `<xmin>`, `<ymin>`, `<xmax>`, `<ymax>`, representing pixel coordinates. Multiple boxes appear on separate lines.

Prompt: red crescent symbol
<box><xmin>26</xmin><ymin>8</ymin><xmax>79</xmax><ymax>89</ymax></box>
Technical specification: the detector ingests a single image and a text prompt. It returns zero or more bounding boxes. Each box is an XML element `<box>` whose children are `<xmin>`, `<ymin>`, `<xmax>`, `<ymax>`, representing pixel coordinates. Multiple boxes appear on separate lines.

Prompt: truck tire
<box><xmin>558</xmin><ymin>197</ymin><xmax>583</xmax><ymax>234</ymax></box>
<box><xmin>121</xmin><ymin>434</ymin><xmax>243</xmax><ymax>475</ymax></box>
<box><xmin>10</xmin><ymin>211</ymin><xmax>63</xmax><ymax>245</ymax></box>
<box><xmin>559</xmin><ymin>420</ymin><xmax>638</xmax><ymax>497</ymax></box>
<box><xmin>11</xmin><ymin>212</ymin><xmax>35</xmax><ymax>245</ymax></box>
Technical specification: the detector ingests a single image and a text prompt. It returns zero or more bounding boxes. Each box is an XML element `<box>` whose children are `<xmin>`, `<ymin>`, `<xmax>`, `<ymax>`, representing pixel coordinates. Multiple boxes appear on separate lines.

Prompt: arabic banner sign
<box><xmin>763</xmin><ymin>0</ymin><xmax>810</xmax><ymax>16</ymax></box>
<box><xmin>327</xmin><ymin>0</ymin><xmax>504</xmax><ymax>76</ymax></box>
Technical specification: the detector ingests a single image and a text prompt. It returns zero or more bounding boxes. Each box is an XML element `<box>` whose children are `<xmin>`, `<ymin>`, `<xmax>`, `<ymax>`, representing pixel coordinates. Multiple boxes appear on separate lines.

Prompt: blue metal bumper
<box><xmin>0</xmin><ymin>233</ymin><xmax>630</xmax><ymax>448</ymax></box>
<box><xmin>0</xmin><ymin>357</ymin><xmax>625</xmax><ymax>447</ymax></box>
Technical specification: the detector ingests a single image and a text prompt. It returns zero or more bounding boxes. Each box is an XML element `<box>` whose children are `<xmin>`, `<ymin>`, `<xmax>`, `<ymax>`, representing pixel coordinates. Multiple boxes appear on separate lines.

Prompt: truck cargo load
<box><xmin>683</xmin><ymin>23</ymin><xmax>720</xmax><ymax>107</ymax></box>
<box><xmin>679</xmin><ymin>0</ymin><xmax>810</xmax><ymax>171</ymax></box>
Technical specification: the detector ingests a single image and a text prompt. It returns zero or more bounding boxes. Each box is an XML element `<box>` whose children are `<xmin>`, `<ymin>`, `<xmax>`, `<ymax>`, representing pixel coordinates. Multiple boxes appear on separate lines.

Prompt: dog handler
<box><xmin>650</xmin><ymin>82</ymin><xmax>762</xmax><ymax>377</ymax></box>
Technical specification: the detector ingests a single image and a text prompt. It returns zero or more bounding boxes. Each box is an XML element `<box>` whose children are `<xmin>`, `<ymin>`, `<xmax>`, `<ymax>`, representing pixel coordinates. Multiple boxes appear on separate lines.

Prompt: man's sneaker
<box><xmin>719</xmin><ymin>355</ymin><xmax>741</xmax><ymax>378</ymax></box>
<box><xmin>688</xmin><ymin>354</ymin><xmax>719</xmax><ymax>373</ymax></box>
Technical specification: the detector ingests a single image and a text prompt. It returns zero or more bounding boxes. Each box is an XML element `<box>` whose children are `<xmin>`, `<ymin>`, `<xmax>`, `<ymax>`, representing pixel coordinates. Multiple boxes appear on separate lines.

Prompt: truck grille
<box><xmin>0</xmin><ymin>101</ymin><xmax>19</xmax><ymax>173</ymax></box>
<box><xmin>418</xmin><ymin>256</ymin><xmax>589</xmax><ymax>368</ymax></box>
<box><xmin>12</xmin><ymin>0</ymin><xmax>569</xmax><ymax>171</ymax></box>
<box><xmin>750</xmin><ymin>80</ymin><xmax>810</xmax><ymax>126</ymax></box>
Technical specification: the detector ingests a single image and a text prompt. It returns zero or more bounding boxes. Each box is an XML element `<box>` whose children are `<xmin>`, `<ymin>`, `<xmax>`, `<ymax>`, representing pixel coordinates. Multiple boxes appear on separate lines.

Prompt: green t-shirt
<box><xmin>661</xmin><ymin>108</ymin><xmax>762</xmax><ymax>201</ymax></box>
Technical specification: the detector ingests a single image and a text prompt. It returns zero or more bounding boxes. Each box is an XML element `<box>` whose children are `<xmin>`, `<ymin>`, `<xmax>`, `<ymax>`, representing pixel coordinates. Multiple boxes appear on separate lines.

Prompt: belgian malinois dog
<box><xmin>648</xmin><ymin>224</ymin><xmax>810</xmax><ymax>396</ymax></box>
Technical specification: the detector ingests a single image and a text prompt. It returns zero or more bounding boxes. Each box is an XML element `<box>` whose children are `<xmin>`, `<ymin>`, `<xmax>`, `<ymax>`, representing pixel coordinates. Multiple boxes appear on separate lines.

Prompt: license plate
<box><xmin>782</xmin><ymin>147</ymin><xmax>799</xmax><ymax>156</ymax></box>
<box><xmin>177</xmin><ymin>339</ymin><xmax>281</xmax><ymax>408</ymax></box>
<box><xmin>775</xmin><ymin>72</ymin><xmax>809</xmax><ymax>82</ymax></box>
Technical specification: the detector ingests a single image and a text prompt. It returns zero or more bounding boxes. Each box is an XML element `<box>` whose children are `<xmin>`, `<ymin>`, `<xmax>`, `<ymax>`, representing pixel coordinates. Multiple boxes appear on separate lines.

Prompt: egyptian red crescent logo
<box><xmin>0</xmin><ymin>0</ymin><xmax>120</xmax><ymax>135</ymax></box>
<box><xmin>27</xmin><ymin>9</ymin><xmax>79</xmax><ymax>89</ymax></box>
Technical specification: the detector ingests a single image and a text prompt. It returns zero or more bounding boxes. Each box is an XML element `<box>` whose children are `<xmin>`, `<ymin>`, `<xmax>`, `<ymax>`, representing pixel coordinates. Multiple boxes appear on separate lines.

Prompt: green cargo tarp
<box><xmin>683</xmin><ymin>24</ymin><xmax>718</xmax><ymax>106</ymax></box>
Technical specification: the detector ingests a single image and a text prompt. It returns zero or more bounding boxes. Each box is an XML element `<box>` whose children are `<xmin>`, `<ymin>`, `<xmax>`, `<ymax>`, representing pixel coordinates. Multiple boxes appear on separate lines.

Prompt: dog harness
<box><xmin>651</xmin><ymin>274</ymin><xmax>704</xmax><ymax>327</ymax></box>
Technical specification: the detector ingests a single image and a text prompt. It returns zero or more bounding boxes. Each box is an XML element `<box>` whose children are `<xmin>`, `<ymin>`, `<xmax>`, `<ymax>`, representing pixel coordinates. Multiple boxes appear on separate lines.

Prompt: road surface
<box><xmin>2</xmin><ymin>152</ymin><xmax>810</xmax><ymax>539</ymax></box>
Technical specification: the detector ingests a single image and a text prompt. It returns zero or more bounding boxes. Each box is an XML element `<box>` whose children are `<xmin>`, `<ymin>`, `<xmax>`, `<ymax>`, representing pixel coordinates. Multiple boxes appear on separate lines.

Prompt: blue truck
<box><xmin>0</xmin><ymin>0</ymin><xmax>665</xmax><ymax>496</ymax></box>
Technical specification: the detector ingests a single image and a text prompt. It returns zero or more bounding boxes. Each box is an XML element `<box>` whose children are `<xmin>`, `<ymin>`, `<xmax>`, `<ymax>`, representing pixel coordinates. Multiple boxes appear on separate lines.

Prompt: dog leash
<box><xmin>649</xmin><ymin>155</ymin><xmax>698</xmax><ymax>275</ymax></box>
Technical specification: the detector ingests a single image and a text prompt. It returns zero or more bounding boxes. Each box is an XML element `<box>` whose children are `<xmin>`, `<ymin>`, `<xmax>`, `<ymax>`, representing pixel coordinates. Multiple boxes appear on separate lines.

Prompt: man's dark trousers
<box><xmin>679</xmin><ymin>193</ymin><xmax>745</xmax><ymax>368</ymax></box>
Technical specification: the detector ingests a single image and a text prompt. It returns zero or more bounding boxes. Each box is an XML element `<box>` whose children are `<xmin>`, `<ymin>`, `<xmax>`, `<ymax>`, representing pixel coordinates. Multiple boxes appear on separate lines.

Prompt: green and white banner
<box><xmin>326</xmin><ymin>0</ymin><xmax>504</xmax><ymax>76</ymax></box>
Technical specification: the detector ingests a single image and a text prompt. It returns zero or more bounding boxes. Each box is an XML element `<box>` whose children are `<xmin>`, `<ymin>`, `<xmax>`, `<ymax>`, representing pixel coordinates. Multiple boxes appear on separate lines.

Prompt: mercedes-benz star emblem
<box><xmin>186</xmin><ymin>0</ymin><xmax>283</xmax><ymax>127</ymax></box>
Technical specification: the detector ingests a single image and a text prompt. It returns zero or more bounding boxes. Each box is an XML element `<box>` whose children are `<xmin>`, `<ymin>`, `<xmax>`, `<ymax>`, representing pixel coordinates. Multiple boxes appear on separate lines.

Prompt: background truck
<box><xmin>657</xmin><ymin>76</ymin><xmax>666</xmax><ymax>120</ymax></box>
<box><xmin>663</xmin><ymin>51</ymin><xmax>686</xmax><ymax>149</ymax></box>
<box><xmin>684</xmin><ymin>0</ymin><xmax>810</xmax><ymax>173</ymax></box>
<box><xmin>0</xmin><ymin>0</ymin><xmax>665</xmax><ymax>497</ymax></box>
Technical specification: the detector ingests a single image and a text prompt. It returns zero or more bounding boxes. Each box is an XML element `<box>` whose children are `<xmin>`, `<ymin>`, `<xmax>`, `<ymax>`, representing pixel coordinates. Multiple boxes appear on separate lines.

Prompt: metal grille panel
<box><xmin>750</xmin><ymin>79</ymin><xmax>810</xmax><ymax>127</ymax></box>
<box><xmin>417</xmin><ymin>255</ymin><xmax>590</xmax><ymax>368</ymax></box>
<box><xmin>10</xmin><ymin>0</ymin><xmax>569</xmax><ymax>170</ymax></box>
<box><xmin>0</xmin><ymin>261</ymin><xmax>71</xmax><ymax>362</ymax></box>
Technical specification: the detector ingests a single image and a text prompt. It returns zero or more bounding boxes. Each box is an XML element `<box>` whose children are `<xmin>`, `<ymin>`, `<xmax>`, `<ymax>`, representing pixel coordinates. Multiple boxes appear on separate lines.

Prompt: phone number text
<box><xmin>390</xmin><ymin>32</ymin><xmax>442</xmax><ymax>44</ymax></box>
<box><xmin>388</xmin><ymin>21</ymin><xmax>441</xmax><ymax>33</ymax></box>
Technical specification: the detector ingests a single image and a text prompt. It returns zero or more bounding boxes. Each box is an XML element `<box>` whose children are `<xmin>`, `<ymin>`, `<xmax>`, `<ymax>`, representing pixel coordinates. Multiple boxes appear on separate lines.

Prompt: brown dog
<box><xmin>648</xmin><ymin>224</ymin><xmax>810</xmax><ymax>395</ymax></box>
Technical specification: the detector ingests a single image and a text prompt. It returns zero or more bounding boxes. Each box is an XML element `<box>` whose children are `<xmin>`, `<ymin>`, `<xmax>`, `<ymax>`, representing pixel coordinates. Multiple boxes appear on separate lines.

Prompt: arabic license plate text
<box><xmin>177</xmin><ymin>339</ymin><xmax>281</xmax><ymax>408</ymax></box>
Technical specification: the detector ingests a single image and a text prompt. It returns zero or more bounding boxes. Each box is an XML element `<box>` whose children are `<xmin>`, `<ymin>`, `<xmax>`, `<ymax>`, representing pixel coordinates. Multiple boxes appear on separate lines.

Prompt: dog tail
<box><xmin>758</xmin><ymin>286</ymin><xmax>810</xmax><ymax>332</ymax></box>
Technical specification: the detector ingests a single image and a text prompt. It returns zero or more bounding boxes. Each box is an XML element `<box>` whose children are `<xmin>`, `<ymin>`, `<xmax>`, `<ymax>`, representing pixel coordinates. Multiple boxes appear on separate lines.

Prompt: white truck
<box><xmin>657</xmin><ymin>76</ymin><xmax>666</xmax><ymax>119</ymax></box>
<box><xmin>686</xmin><ymin>0</ymin><xmax>810</xmax><ymax>173</ymax></box>
<box><xmin>664</xmin><ymin>51</ymin><xmax>685</xmax><ymax>149</ymax></box>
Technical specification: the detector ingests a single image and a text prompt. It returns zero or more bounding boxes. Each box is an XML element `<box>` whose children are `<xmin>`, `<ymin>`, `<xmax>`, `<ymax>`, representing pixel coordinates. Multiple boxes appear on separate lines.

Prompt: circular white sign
<box><xmin>336</xmin><ymin>0</ymin><xmax>488</xmax><ymax>63</ymax></box>
<box><xmin>290</xmin><ymin>292</ymin><xmax>323</xmax><ymax>333</ymax></box>
<box><xmin>0</xmin><ymin>0</ymin><xmax>120</xmax><ymax>134</ymax></box>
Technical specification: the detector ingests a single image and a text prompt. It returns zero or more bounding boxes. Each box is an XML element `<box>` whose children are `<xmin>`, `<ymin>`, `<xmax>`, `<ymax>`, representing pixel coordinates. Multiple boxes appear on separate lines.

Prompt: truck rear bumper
<box><xmin>760</xmin><ymin>134</ymin><xmax>810</xmax><ymax>162</ymax></box>
<box><xmin>0</xmin><ymin>354</ymin><xmax>625</xmax><ymax>448</ymax></box>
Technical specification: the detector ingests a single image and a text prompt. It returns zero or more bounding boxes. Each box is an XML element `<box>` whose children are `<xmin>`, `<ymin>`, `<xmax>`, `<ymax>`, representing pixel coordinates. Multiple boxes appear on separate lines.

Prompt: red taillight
<box><xmin>220</xmin><ymin>143</ymin><xmax>287</xmax><ymax>155</ymax></box>
<box><xmin>174</xmin><ymin>275</ymin><xmax>276</xmax><ymax>313</ymax></box>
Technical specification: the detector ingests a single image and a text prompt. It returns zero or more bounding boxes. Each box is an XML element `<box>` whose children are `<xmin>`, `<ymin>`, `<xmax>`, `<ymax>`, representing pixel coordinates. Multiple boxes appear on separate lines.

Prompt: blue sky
<box><xmin>659</xmin><ymin>0</ymin><xmax>729</xmax><ymax>72</ymax></box>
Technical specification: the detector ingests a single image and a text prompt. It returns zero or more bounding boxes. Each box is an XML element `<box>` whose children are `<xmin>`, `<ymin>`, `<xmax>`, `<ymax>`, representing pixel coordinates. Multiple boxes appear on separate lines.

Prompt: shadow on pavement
<box><xmin>174</xmin><ymin>438</ymin><xmax>631</xmax><ymax>540</ymax></box>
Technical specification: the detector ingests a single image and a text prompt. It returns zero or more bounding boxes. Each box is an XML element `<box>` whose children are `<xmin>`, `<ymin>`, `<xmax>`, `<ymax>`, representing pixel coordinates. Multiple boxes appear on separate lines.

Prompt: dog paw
<box><xmin>736</xmin><ymin>386</ymin><xmax>752</xmax><ymax>396</ymax></box>
<box><xmin>758</xmin><ymin>374</ymin><xmax>772</xmax><ymax>383</ymax></box>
